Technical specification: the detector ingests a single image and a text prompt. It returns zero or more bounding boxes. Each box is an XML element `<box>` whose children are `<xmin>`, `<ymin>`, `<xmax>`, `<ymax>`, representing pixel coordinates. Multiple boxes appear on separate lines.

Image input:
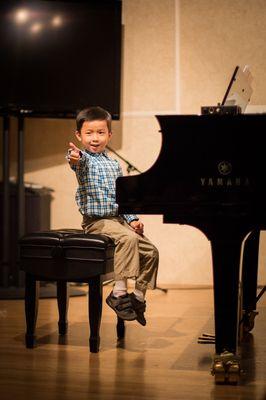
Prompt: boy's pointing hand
<box><xmin>67</xmin><ymin>142</ymin><xmax>81</xmax><ymax>165</ymax></box>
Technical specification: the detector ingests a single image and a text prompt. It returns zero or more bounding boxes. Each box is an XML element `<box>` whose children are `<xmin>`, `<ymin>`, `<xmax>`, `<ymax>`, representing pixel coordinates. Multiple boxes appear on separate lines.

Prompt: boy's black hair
<box><xmin>76</xmin><ymin>106</ymin><xmax>112</xmax><ymax>132</ymax></box>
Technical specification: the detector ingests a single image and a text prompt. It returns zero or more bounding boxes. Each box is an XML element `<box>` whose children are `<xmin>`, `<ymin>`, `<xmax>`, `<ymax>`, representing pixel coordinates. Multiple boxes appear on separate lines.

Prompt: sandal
<box><xmin>106</xmin><ymin>292</ymin><xmax>137</xmax><ymax>321</ymax></box>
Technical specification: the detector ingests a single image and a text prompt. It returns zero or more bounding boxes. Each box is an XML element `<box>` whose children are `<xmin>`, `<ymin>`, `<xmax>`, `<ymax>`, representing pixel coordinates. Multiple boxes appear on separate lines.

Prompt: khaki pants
<box><xmin>82</xmin><ymin>216</ymin><xmax>159</xmax><ymax>292</ymax></box>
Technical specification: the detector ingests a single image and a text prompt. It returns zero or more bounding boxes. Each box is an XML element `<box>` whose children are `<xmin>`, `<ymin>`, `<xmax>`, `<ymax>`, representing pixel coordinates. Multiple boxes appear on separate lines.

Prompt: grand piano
<box><xmin>116</xmin><ymin>113</ymin><xmax>266</xmax><ymax>383</ymax></box>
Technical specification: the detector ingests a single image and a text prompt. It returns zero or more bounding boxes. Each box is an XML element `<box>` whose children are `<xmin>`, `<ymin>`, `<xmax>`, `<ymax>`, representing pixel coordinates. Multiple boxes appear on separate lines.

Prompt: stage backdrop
<box><xmin>3</xmin><ymin>0</ymin><xmax>266</xmax><ymax>286</ymax></box>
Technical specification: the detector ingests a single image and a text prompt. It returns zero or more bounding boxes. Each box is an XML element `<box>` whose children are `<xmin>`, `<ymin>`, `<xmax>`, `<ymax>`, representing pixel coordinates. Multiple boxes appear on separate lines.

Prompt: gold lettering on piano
<box><xmin>200</xmin><ymin>177</ymin><xmax>250</xmax><ymax>187</ymax></box>
<box><xmin>227</xmin><ymin>179</ymin><xmax>232</xmax><ymax>186</ymax></box>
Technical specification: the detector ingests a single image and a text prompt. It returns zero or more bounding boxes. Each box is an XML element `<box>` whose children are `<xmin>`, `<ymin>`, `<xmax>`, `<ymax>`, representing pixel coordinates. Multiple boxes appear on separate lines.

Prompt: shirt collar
<box><xmin>85</xmin><ymin>149</ymin><xmax>109</xmax><ymax>158</ymax></box>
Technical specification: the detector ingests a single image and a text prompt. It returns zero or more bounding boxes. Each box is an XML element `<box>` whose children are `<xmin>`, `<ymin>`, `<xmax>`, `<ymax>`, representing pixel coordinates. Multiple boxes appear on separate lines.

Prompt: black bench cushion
<box><xmin>19</xmin><ymin>229</ymin><xmax>115</xmax><ymax>280</ymax></box>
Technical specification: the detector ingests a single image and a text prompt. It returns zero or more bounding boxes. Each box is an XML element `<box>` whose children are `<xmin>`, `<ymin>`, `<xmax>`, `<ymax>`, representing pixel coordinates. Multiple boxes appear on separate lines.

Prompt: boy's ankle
<box><xmin>113</xmin><ymin>279</ymin><xmax>127</xmax><ymax>298</ymax></box>
<box><xmin>133</xmin><ymin>288</ymin><xmax>145</xmax><ymax>303</ymax></box>
<box><xmin>113</xmin><ymin>289</ymin><xmax>127</xmax><ymax>298</ymax></box>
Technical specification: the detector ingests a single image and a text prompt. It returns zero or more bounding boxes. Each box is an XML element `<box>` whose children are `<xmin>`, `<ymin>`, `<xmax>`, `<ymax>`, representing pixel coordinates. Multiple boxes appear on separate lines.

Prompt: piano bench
<box><xmin>19</xmin><ymin>229</ymin><xmax>125</xmax><ymax>353</ymax></box>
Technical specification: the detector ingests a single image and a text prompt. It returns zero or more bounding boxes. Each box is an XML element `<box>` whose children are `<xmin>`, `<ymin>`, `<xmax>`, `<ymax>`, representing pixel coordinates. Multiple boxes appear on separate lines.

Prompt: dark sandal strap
<box><xmin>134</xmin><ymin>303</ymin><xmax>146</xmax><ymax>312</ymax></box>
<box><xmin>116</xmin><ymin>298</ymin><xmax>133</xmax><ymax>312</ymax></box>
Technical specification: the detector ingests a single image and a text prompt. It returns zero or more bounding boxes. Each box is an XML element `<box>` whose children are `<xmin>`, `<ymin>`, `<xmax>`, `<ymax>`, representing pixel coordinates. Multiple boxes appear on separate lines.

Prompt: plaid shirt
<box><xmin>69</xmin><ymin>149</ymin><xmax>138</xmax><ymax>224</ymax></box>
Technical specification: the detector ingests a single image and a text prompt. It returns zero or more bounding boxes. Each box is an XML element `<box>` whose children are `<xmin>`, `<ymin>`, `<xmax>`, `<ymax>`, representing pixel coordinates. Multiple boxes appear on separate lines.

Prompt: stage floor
<box><xmin>0</xmin><ymin>285</ymin><xmax>266</xmax><ymax>400</ymax></box>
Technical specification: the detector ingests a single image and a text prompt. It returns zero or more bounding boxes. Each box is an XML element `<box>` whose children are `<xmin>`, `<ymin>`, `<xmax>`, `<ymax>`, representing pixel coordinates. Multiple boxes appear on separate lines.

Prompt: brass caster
<box><xmin>212</xmin><ymin>361</ymin><xmax>225</xmax><ymax>383</ymax></box>
<box><xmin>211</xmin><ymin>351</ymin><xmax>241</xmax><ymax>384</ymax></box>
<box><xmin>227</xmin><ymin>360</ymin><xmax>240</xmax><ymax>384</ymax></box>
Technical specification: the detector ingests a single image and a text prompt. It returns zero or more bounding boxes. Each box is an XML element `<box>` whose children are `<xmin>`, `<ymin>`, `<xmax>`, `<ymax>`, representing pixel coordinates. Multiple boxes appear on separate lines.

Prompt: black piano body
<box><xmin>116</xmin><ymin>114</ymin><xmax>266</xmax><ymax>382</ymax></box>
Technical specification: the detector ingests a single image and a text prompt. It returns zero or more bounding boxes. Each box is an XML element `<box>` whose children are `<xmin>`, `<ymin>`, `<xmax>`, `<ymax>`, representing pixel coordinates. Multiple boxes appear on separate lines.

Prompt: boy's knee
<box><xmin>151</xmin><ymin>245</ymin><xmax>159</xmax><ymax>261</ymax></box>
<box><xmin>120</xmin><ymin>233</ymin><xmax>139</xmax><ymax>247</ymax></box>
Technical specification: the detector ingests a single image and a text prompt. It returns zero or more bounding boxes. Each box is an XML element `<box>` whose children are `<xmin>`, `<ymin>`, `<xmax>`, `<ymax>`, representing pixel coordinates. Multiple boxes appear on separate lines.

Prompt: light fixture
<box><xmin>51</xmin><ymin>15</ymin><xmax>62</xmax><ymax>27</ymax></box>
<box><xmin>14</xmin><ymin>8</ymin><xmax>29</xmax><ymax>24</ymax></box>
<box><xmin>30</xmin><ymin>22</ymin><xmax>43</xmax><ymax>34</ymax></box>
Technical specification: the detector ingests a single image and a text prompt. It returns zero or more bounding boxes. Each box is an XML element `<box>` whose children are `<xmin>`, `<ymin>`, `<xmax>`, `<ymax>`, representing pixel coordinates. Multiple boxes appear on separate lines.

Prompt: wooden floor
<box><xmin>1</xmin><ymin>285</ymin><xmax>266</xmax><ymax>400</ymax></box>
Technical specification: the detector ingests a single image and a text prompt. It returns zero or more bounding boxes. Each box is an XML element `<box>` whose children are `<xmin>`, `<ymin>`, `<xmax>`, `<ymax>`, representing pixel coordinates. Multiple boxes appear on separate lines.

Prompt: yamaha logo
<box><xmin>200</xmin><ymin>160</ymin><xmax>250</xmax><ymax>187</ymax></box>
<box><xmin>218</xmin><ymin>161</ymin><xmax>232</xmax><ymax>176</ymax></box>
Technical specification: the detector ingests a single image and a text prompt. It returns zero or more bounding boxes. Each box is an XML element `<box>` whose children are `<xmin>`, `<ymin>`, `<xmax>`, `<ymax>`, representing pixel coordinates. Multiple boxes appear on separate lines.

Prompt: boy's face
<box><xmin>75</xmin><ymin>119</ymin><xmax>112</xmax><ymax>153</ymax></box>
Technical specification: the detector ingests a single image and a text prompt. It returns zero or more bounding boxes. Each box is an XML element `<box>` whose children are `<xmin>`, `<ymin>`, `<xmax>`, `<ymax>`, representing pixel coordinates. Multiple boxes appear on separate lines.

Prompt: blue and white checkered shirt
<box><xmin>69</xmin><ymin>149</ymin><xmax>138</xmax><ymax>224</ymax></box>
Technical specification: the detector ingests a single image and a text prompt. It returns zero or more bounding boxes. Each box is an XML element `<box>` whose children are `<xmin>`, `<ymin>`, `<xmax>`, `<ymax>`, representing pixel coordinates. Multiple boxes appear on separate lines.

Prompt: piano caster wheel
<box><xmin>243</xmin><ymin>310</ymin><xmax>258</xmax><ymax>333</ymax></box>
<box><xmin>227</xmin><ymin>361</ymin><xmax>241</xmax><ymax>384</ymax></box>
<box><xmin>212</xmin><ymin>361</ymin><xmax>225</xmax><ymax>383</ymax></box>
<box><xmin>211</xmin><ymin>351</ymin><xmax>241</xmax><ymax>384</ymax></box>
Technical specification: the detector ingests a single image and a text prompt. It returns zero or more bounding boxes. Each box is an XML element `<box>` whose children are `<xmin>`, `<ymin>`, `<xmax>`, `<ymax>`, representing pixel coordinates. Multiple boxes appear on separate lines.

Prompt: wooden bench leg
<box><xmin>57</xmin><ymin>281</ymin><xmax>69</xmax><ymax>335</ymax></box>
<box><xmin>88</xmin><ymin>276</ymin><xmax>102</xmax><ymax>353</ymax></box>
<box><xmin>117</xmin><ymin>317</ymin><xmax>125</xmax><ymax>339</ymax></box>
<box><xmin>25</xmin><ymin>273</ymin><xmax>40</xmax><ymax>348</ymax></box>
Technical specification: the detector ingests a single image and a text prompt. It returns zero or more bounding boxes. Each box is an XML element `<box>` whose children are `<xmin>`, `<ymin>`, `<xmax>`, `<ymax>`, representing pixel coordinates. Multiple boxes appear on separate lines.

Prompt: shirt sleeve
<box><xmin>116</xmin><ymin>163</ymin><xmax>139</xmax><ymax>224</ymax></box>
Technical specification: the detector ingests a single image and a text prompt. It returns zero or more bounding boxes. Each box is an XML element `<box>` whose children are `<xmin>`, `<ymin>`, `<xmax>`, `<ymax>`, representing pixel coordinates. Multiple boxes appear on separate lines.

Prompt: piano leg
<box><xmin>210</xmin><ymin>227</ymin><xmax>245</xmax><ymax>384</ymax></box>
<box><xmin>241</xmin><ymin>230</ymin><xmax>260</xmax><ymax>333</ymax></box>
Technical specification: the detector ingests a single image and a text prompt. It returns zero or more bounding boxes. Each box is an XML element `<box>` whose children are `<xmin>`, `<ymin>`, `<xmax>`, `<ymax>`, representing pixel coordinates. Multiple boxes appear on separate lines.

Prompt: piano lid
<box><xmin>116</xmin><ymin>114</ymin><xmax>266</xmax><ymax>217</ymax></box>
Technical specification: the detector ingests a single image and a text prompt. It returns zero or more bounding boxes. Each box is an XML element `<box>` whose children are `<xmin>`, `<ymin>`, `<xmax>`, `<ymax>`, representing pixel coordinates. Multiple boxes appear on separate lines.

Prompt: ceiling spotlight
<box><xmin>15</xmin><ymin>8</ymin><xmax>29</xmax><ymax>24</ymax></box>
<box><xmin>30</xmin><ymin>22</ymin><xmax>43</xmax><ymax>34</ymax></box>
<box><xmin>51</xmin><ymin>15</ymin><xmax>62</xmax><ymax>27</ymax></box>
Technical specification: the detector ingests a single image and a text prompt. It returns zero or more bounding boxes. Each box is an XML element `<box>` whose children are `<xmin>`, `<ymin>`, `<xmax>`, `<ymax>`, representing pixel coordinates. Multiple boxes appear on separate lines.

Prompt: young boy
<box><xmin>67</xmin><ymin>106</ymin><xmax>159</xmax><ymax>325</ymax></box>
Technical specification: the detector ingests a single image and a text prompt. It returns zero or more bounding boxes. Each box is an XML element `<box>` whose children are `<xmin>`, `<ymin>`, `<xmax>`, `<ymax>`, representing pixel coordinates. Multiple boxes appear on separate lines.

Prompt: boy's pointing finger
<box><xmin>69</xmin><ymin>142</ymin><xmax>80</xmax><ymax>152</ymax></box>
